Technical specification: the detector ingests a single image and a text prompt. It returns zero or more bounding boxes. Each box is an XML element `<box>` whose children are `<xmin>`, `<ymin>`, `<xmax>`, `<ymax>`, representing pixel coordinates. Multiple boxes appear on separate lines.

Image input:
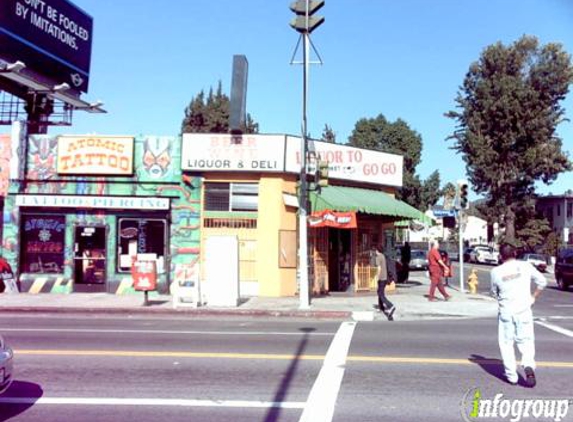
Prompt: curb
<box><xmin>0</xmin><ymin>306</ymin><xmax>353</xmax><ymax>320</ymax></box>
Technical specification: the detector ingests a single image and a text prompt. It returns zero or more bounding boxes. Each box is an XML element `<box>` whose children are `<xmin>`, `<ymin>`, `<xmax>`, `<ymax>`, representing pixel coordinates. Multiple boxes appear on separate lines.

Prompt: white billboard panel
<box><xmin>181</xmin><ymin>134</ymin><xmax>286</xmax><ymax>172</ymax></box>
<box><xmin>285</xmin><ymin>136</ymin><xmax>403</xmax><ymax>187</ymax></box>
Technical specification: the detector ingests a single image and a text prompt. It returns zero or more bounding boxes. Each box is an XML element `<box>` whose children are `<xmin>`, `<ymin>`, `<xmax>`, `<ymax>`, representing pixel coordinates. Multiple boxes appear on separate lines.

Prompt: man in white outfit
<box><xmin>490</xmin><ymin>243</ymin><xmax>546</xmax><ymax>387</ymax></box>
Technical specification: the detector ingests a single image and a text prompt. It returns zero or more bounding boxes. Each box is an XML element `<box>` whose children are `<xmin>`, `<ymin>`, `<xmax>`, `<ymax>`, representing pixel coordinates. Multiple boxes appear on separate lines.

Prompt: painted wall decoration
<box><xmin>3</xmin><ymin>134</ymin><xmax>201</xmax><ymax>295</ymax></box>
<box><xmin>0</xmin><ymin>134</ymin><xmax>12</xmax><ymax>196</ymax></box>
<box><xmin>28</xmin><ymin>136</ymin><xmax>64</xmax><ymax>194</ymax></box>
<box><xmin>142</xmin><ymin>137</ymin><xmax>172</xmax><ymax>179</ymax></box>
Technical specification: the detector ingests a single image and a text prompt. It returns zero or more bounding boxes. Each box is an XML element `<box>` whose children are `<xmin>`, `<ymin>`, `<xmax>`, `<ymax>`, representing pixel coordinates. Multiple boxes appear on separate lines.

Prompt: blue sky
<box><xmin>59</xmin><ymin>0</ymin><xmax>573</xmax><ymax>199</ymax></box>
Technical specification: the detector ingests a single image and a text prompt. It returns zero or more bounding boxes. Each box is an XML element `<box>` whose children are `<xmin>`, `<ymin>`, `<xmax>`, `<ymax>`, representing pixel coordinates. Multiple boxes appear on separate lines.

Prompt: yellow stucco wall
<box><xmin>257</xmin><ymin>175</ymin><xmax>298</xmax><ymax>297</ymax></box>
<box><xmin>200</xmin><ymin>173</ymin><xmax>298</xmax><ymax>297</ymax></box>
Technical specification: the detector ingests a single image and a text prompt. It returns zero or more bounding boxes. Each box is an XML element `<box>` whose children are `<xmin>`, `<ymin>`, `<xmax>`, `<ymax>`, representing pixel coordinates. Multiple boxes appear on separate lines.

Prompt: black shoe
<box><xmin>388</xmin><ymin>306</ymin><xmax>396</xmax><ymax>319</ymax></box>
<box><xmin>524</xmin><ymin>367</ymin><xmax>536</xmax><ymax>388</ymax></box>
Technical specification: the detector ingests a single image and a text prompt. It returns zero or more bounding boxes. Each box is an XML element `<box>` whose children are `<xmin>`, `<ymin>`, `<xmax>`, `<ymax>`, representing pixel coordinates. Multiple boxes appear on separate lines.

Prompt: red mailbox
<box><xmin>132</xmin><ymin>260</ymin><xmax>157</xmax><ymax>291</ymax></box>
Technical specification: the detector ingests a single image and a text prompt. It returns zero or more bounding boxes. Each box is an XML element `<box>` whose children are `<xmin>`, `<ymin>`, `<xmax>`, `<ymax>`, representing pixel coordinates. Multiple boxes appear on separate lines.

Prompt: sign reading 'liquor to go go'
<box><xmin>57</xmin><ymin>136</ymin><xmax>134</xmax><ymax>175</ymax></box>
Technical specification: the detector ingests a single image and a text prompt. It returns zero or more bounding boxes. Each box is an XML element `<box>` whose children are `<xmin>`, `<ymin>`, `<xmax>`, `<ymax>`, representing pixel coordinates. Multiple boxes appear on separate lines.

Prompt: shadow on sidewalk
<box><xmin>395</xmin><ymin>281</ymin><xmax>423</xmax><ymax>289</ymax></box>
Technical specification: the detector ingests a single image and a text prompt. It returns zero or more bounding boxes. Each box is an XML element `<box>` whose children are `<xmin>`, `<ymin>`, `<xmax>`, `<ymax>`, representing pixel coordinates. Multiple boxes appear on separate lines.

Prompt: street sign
<box><xmin>432</xmin><ymin>209</ymin><xmax>456</xmax><ymax>218</ymax></box>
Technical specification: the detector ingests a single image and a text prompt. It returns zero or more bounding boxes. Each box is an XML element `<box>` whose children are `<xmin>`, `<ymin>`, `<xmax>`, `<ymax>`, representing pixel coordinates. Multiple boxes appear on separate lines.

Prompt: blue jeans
<box><xmin>498</xmin><ymin>309</ymin><xmax>535</xmax><ymax>383</ymax></box>
<box><xmin>377</xmin><ymin>279</ymin><xmax>394</xmax><ymax>312</ymax></box>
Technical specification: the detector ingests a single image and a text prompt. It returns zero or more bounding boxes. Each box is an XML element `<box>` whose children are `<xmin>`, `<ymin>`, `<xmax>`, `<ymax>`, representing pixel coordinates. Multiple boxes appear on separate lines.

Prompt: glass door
<box><xmin>74</xmin><ymin>226</ymin><xmax>106</xmax><ymax>288</ymax></box>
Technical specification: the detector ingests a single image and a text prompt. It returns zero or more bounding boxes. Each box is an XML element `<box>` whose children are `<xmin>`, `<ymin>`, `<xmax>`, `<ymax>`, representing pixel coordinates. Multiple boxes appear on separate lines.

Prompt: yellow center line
<box><xmin>14</xmin><ymin>349</ymin><xmax>573</xmax><ymax>368</ymax></box>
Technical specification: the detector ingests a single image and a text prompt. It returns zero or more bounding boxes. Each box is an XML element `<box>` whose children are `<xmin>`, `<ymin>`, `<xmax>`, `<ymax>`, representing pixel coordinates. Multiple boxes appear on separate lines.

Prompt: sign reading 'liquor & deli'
<box><xmin>57</xmin><ymin>136</ymin><xmax>134</xmax><ymax>175</ymax></box>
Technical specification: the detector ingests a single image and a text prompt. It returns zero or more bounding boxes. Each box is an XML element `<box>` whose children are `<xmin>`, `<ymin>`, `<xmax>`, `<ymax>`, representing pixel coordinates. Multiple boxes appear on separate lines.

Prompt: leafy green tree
<box><xmin>441</xmin><ymin>182</ymin><xmax>457</xmax><ymax>209</ymax></box>
<box><xmin>543</xmin><ymin>231</ymin><xmax>563</xmax><ymax>258</ymax></box>
<box><xmin>514</xmin><ymin>197</ymin><xmax>552</xmax><ymax>250</ymax></box>
<box><xmin>320</xmin><ymin>124</ymin><xmax>336</xmax><ymax>143</ymax></box>
<box><xmin>181</xmin><ymin>81</ymin><xmax>259</xmax><ymax>134</ymax></box>
<box><xmin>447</xmin><ymin>35</ymin><xmax>573</xmax><ymax>243</ymax></box>
<box><xmin>348</xmin><ymin>114</ymin><xmax>439</xmax><ymax>210</ymax></box>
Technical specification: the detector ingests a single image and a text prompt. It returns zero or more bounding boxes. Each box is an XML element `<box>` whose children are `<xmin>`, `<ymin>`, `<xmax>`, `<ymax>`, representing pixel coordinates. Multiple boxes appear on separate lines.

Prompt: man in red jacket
<box><xmin>427</xmin><ymin>240</ymin><xmax>451</xmax><ymax>301</ymax></box>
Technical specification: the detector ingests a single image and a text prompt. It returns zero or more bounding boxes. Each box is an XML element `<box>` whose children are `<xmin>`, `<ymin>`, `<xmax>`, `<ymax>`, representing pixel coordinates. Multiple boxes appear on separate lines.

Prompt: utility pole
<box><xmin>289</xmin><ymin>0</ymin><xmax>324</xmax><ymax>309</ymax></box>
<box><xmin>457</xmin><ymin>180</ymin><xmax>469</xmax><ymax>293</ymax></box>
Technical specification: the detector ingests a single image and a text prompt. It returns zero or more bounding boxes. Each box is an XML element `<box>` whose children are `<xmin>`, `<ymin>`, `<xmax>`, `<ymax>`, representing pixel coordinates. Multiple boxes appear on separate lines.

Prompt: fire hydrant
<box><xmin>468</xmin><ymin>268</ymin><xmax>479</xmax><ymax>294</ymax></box>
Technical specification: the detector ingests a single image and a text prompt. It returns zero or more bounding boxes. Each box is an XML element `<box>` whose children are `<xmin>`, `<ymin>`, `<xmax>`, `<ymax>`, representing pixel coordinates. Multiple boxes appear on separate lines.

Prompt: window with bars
<box><xmin>204</xmin><ymin>182</ymin><xmax>259</xmax><ymax>212</ymax></box>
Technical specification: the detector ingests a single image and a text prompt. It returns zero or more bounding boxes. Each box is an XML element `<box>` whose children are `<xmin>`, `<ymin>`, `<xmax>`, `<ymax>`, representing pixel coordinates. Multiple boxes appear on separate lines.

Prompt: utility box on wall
<box><xmin>204</xmin><ymin>235</ymin><xmax>240</xmax><ymax>307</ymax></box>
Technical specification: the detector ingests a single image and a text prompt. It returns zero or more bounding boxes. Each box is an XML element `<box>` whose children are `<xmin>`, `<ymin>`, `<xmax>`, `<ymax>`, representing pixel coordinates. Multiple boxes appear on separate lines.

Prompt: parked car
<box><xmin>409</xmin><ymin>249</ymin><xmax>428</xmax><ymax>270</ymax></box>
<box><xmin>518</xmin><ymin>253</ymin><xmax>548</xmax><ymax>273</ymax></box>
<box><xmin>469</xmin><ymin>246</ymin><xmax>500</xmax><ymax>265</ymax></box>
<box><xmin>0</xmin><ymin>334</ymin><xmax>13</xmax><ymax>394</ymax></box>
<box><xmin>555</xmin><ymin>248</ymin><xmax>573</xmax><ymax>291</ymax></box>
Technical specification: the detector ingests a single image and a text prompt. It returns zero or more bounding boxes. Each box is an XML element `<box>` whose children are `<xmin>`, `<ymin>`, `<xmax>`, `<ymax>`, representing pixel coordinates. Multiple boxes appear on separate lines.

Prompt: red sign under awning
<box><xmin>308</xmin><ymin>210</ymin><xmax>357</xmax><ymax>229</ymax></box>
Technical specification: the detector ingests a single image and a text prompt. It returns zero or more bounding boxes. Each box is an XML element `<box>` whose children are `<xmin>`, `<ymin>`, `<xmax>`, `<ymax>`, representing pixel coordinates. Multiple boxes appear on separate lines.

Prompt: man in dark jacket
<box><xmin>374</xmin><ymin>245</ymin><xmax>396</xmax><ymax>321</ymax></box>
<box><xmin>399</xmin><ymin>242</ymin><xmax>411</xmax><ymax>283</ymax></box>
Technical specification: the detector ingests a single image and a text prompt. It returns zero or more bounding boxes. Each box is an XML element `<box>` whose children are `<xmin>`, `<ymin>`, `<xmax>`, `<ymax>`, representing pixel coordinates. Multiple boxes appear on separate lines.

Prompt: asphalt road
<box><xmin>0</xmin><ymin>310</ymin><xmax>572</xmax><ymax>422</ymax></box>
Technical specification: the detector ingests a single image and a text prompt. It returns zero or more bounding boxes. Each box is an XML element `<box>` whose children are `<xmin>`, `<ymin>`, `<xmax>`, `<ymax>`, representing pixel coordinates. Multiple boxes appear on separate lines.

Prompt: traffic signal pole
<box><xmin>297</xmin><ymin>28</ymin><xmax>311</xmax><ymax>309</ymax></box>
<box><xmin>456</xmin><ymin>179</ymin><xmax>469</xmax><ymax>294</ymax></box>
<box><xmin>458</xmin><ymin>209</ymin><xmax>465</xmax><ymax>293</ymax></box>
<box><xmin>290</xmin><ymin>0</ymin><xmax>324</xmax><ymax>310</ymax></box>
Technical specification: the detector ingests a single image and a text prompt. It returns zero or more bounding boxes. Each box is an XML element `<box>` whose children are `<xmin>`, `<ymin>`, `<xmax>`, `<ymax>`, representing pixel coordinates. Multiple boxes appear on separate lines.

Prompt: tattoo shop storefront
<box><xmin>2</xmin><ymin>134</ymin><xmax>200</xmax><ymax>294</ymax></box>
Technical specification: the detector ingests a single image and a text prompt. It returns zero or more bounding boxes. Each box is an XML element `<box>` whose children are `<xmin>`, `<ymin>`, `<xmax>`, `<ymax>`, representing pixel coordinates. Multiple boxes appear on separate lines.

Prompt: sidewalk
<box><xmin>0</xmin><ymin>273</ymin><xmax>498</xmax><ymax>321</ymax></box>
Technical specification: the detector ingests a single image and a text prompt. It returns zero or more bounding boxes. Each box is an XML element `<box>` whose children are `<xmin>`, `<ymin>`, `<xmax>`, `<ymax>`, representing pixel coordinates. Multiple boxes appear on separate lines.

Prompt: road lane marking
<box><xmin>299</xmin><ymin>321</ymin><xmax>357</xmax><ymax>422</ymax></box>
<box><xmin>15</xmin><ymin>349</ymin><xmax>326</xmax><ymax>360</ymax></box>
<box><xmin>0</xmin><ymin>397</ymin><xmax>306</xmax><ymax>409</ymax></box>
<box><xmin>0</xmin><ymin>327</ymin><xmax>334</xmax><ymax>336</ymax></box>
<box><xmin>535</xmin><ymin>320</ymin><xmax>573</xmax><ymax>338</ymax></box>
<box><xmin>13</xmin><ymin>349</ymin><xmax>573</xmax><ymax>368</ymax></box>
<box><xmin>346</xmin><ymin>356</ymin><xmax>573</xmax><ymax>368</ymax></box>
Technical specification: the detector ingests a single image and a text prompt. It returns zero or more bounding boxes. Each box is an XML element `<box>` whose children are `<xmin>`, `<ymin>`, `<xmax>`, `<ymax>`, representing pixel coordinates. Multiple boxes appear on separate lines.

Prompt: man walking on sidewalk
<box><xmin>374</xmin><ymin>245</ymin><xmax>396</xmax><ymax>321</ymax></box>
<box><xmin>427</xmin><ymin>240</ymin><xmax>451</xmax><ymax>301</ymax></box>
<box><xmin>490</xmin><ymin>243</ymin><xmax>546</xmax><ymax>387</ymax></box>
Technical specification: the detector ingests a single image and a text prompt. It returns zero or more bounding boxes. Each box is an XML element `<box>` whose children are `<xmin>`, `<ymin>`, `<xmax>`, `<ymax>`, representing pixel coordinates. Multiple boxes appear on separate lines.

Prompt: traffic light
<box><xmin>290</xmin><ymin>0</ymin><xmax>325</xmax><ymax>34</ymax></box>
<box><xmin>443</xmin><ymin>216</ymin><xmax>456</xmax><ymax>229</ymax></box>
<box><xmin>316</xmin><ymin>160</ymin><xmax>329</xmax><ymax>188</ymax></box>
<box><xmin>459</xmin><ymin>181</ymin><xmax>469</xmax><ymax>209</ymax></box>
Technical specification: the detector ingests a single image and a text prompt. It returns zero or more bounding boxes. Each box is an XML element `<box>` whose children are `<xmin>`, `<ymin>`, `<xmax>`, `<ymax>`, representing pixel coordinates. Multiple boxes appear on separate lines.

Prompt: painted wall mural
<box><xmin>0</xmin><ymin>134</ymin><xmax>12</xmax><ymax>196</ymax></box>
<box><xmin>2</xmin><ymin>134</ymin><xmax>201</xmax><ymax>294</ymax></box>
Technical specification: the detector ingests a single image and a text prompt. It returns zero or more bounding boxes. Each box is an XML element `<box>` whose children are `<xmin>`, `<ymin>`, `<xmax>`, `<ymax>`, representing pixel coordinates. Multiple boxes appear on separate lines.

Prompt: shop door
<box><xmin>328</xmin><ymin>229</ymin><xmax>352</xmax><ymax>292</ymax></box>
<box><xmin>74</xmin><ymin>226</ymin><xmax>107</xmax><ymax>291</ymax></box>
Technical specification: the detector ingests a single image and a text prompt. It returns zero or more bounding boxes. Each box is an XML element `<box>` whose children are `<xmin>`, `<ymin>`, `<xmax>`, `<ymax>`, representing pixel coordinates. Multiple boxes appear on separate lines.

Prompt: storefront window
<box><xmin>204</xmin><ymin>182</ymin><xmax>259</xmax><ymax>212</ymax></box>
<box><xmin>117</xmin><ymin>218</ymin><xmax>167</xmax><ymax>273</ymax></box>
<box><xmin>21</xmin><ymin>215</ymin><xmax>66</xmax><ymax>273</ymax></box>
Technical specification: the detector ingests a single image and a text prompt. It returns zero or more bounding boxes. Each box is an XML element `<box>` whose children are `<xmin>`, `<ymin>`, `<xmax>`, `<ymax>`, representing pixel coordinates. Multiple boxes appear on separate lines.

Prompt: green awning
<box><xmin>309</xmin><ymin>185</ymin><xmax>431</xmax><ymax>222</ymax></box>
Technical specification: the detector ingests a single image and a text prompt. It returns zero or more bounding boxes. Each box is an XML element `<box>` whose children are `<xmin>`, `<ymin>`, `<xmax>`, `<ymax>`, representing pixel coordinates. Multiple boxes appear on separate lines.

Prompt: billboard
<box><xmin>0</xmin><ymin>0</ymin><xmax>93</xmax><ymax>92</ymax></box>
<box><xmin>181</xmin><ymin>134</ymin><xmax>286</xmax><ymax>172</ymax></box>
<box><xmin>285</xmin><ymin>136</ymin><xmax>404</xmax><ymax>187</ymax></box>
